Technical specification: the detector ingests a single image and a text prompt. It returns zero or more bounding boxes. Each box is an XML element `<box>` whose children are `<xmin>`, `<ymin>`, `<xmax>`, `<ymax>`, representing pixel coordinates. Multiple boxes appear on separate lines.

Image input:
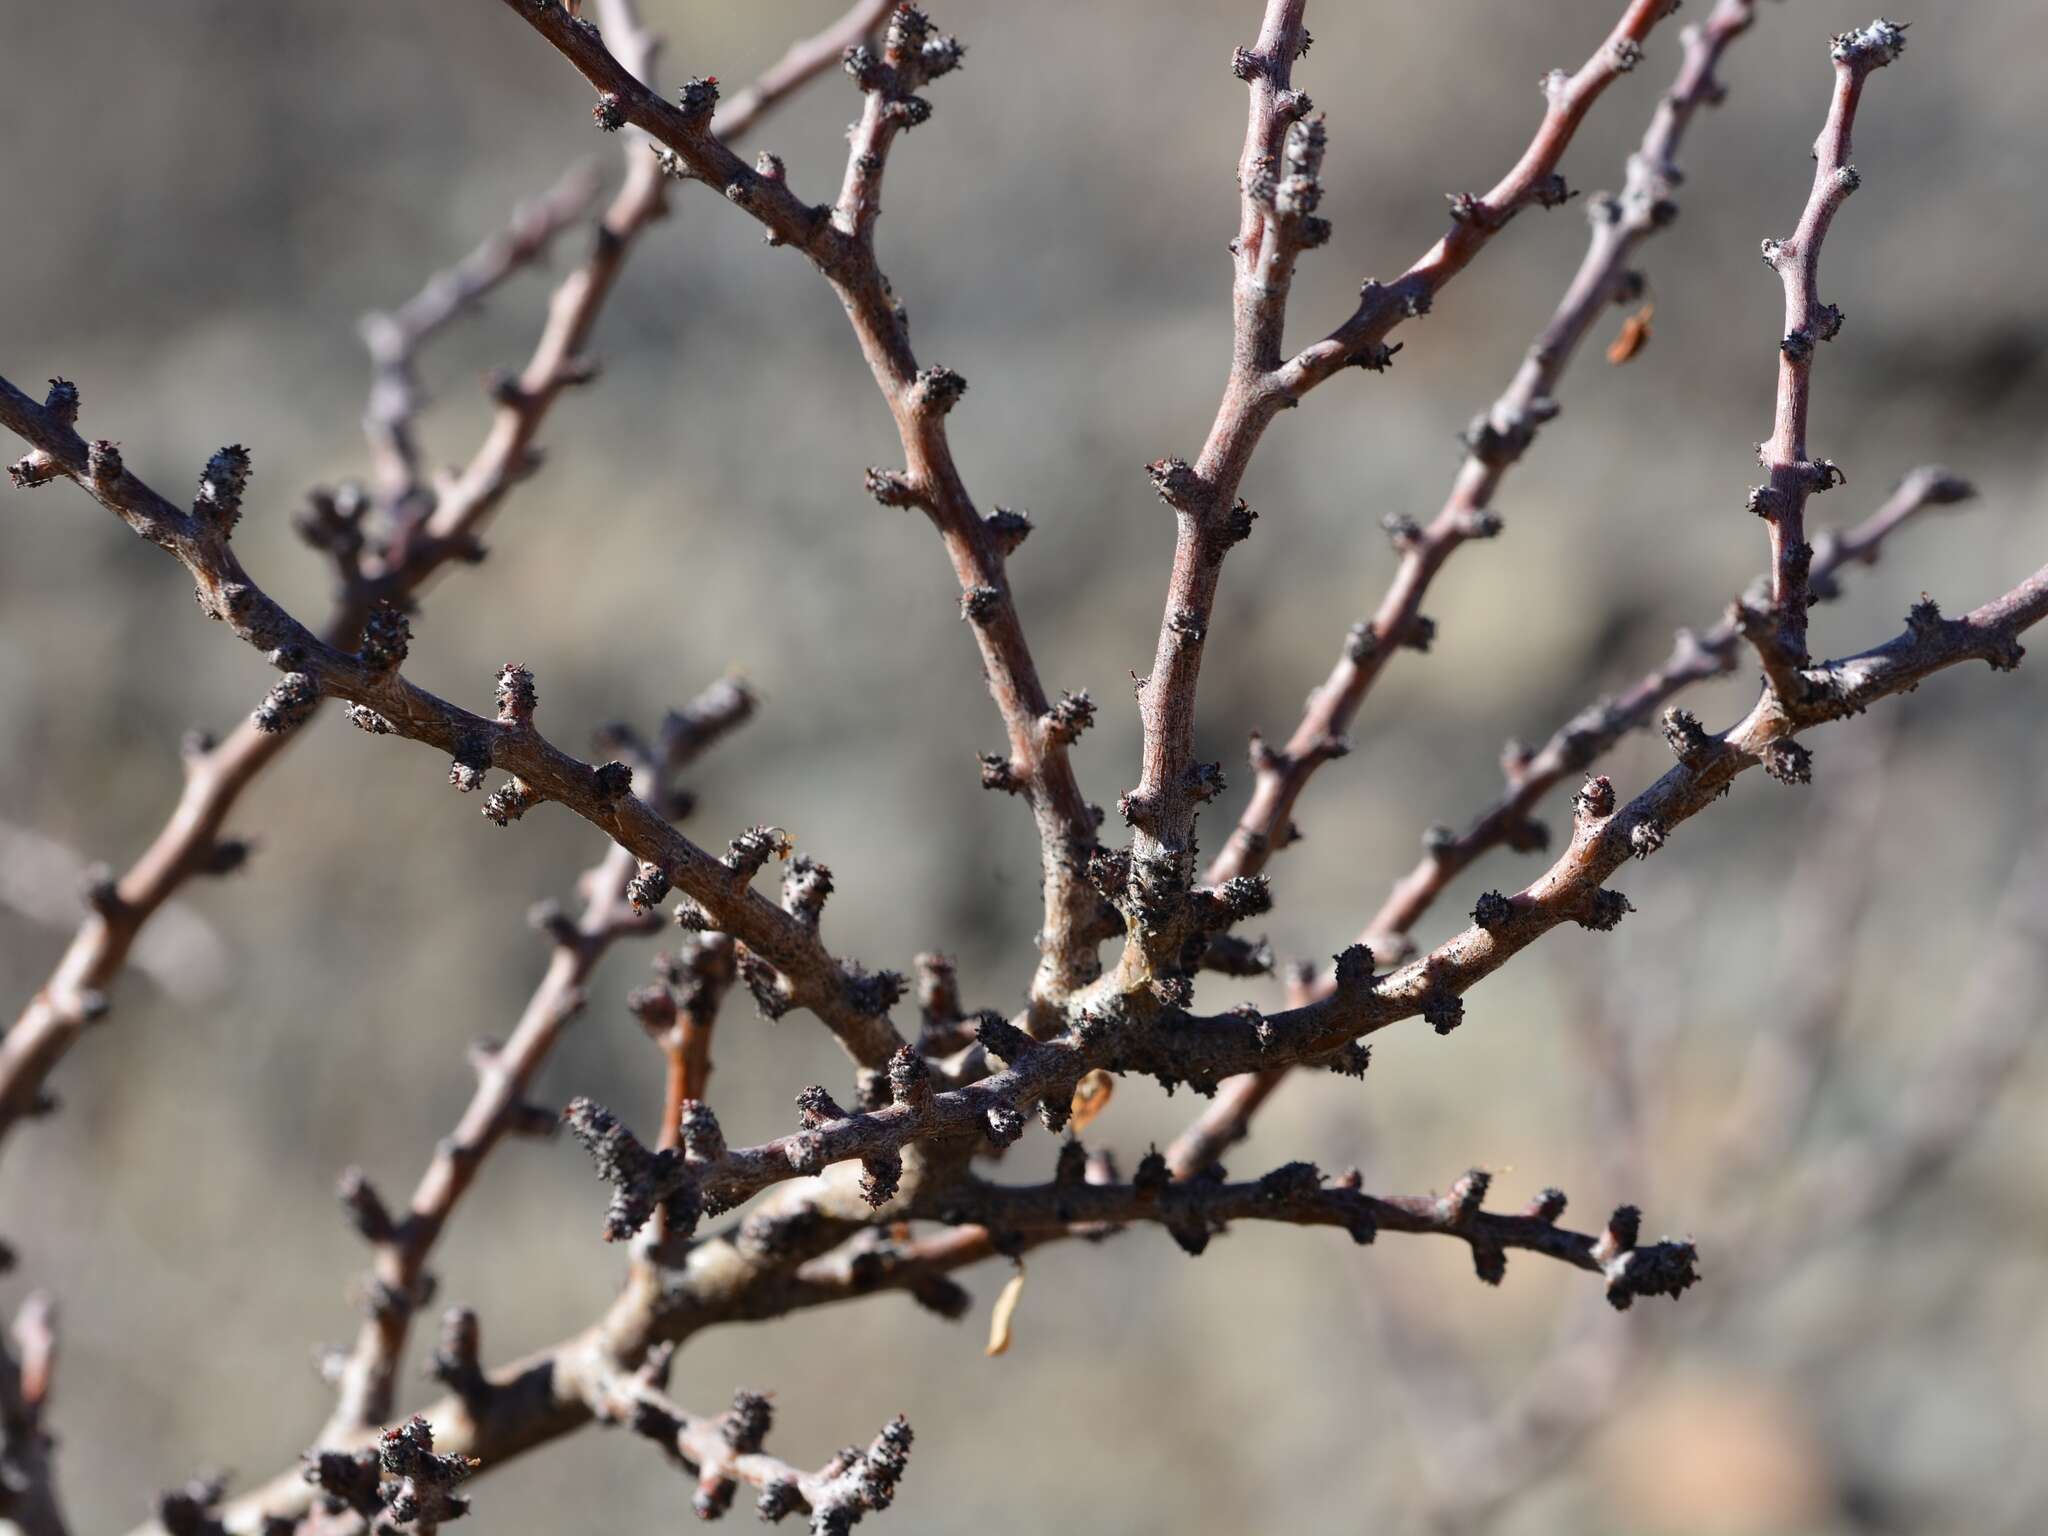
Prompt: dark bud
<box><xmin>336</xmin><ymin>1166</ymin><xmax>394</xmax><ymax>1244</ymax></box>
<box><xmin>1354</xmin><ymin>340</ymin><xmax>1402</xmax><ymax>373</ymax></box>
<box><xmin>693</xmin><ymin>1480</ymin><xmax>737</xmax><ymax>1522</ymax></box>
<box><xmin>193</xmin><ymin>444</ymin><xmax>252</xmax><ymax>534</ymax></box>
<box><xmin>1814</xmin><ymin>303</ymin><xmax>1845</xmax><ymax>342</ymax></box>
<box><xmin>1527</xmin><ymin>1187</ymin><xmax>1568</xmax><ymax>1223</ymax></box>
<box><xmin>494</xmin><ymin>662</ymin><xmax>537</xmax><ymax>723</ymax></box>
<box><xmin>447</xmin><ymin>741</ymin><xmax>489</xmax><ymax>793</ymax></box>
<box><xmin>984</xmin><ymin>1104</ymin><xmax>1025</xmax><ymax>1149</ymax></box>
<box><xmin>1471</xmin><ymin>890</ymin><xmax>1513</xmax><ymax>930</ymax></box>
<box><xmin>974</xmin><ymin>1011</ymin><xmax>1031</xmax><ymax>1068</ymax></box>
<box><xmin>679</xmin><ymin>1099</ymin><xmax>725</xmax><ymax>1164</ymax></box>
<box><xmin>1573</xmin><ymin>774</ymin><xmax>1617</xmax><ymax>819</ymax></box>
<box><xmin>562</xmin><ymin>1097</ymin><xmax>687</xmax><ymax>1242</ymax></box>
<box><xmin>842</xmin><ymin>43</ymin><xmax>888</xmax><ymax>92</ymax></box>
<box><xmin>1661</xmin><ymin>706</ymin><xmax>1710</xmax><ymax>764</ymax></box>
<box><xmin>592</xmin><ymin>759</ymin><xmax>635</xmax><ymax>801</ymax></box>
<box><xmin>1504</xmin><ymin>816</ymin><xmax>1550</xmax><ymax>854</ymax></box>
<box><xmin>796</xmin><ymin>1084</ymin><xmax>847</xmax><ymax>1129</ymax></box>
<box><xmin>884</xmin><ymin>96</ymin><xmax>934</xmax><ymax>129</ymax></box>
<box><xmin>1146</xmin><ymin>456</ymin><xmax>1200</xmax><ymax>511</ymax></box>
<box><xmin>779</xmin><ymin>855</ymin><xmax>833</xmax><ymax>928</ymax></box>
<box><xmin>1258</xmin><ymin>1161</ymin><xmax>1323</xmax><ymax>1201</ymax></box>
<box><xmin>1830</xmin><ymin>20</ymin><xmax>1907</xmax><ymax>68</ymax></box>
<box><xmin>1214</xmin><ymin>498</ymin><xmax>1258</xmax><ymax>559</ymax></box>
<box><xmin>960</xmin><ymin>584</ymin><xmax>1001</xmax><ymax>623</ymax></box>
<box><xmin>978</xmin><ymin>752</ymin><xmax>1022</xmax><ymax>794</ymax></box>
<box><xmin>1215</xmin><ymin>874</ymin><xmax>1272</xmax><ymax>923</ymax></box>
<box><xmin>757</xmin><ymin>1478</ymin><xmax>803</xmax><ymax>1523</ymax></box>
<box><xmin>252</xmin><ymin>673</ymin><xmax>318</xmax><ymax>734</ymax></box>
<box><xmin>884</xmin><ymin>4</ymin><xmax>932</xmax><ymax>55</ymax></box>
<box><xmin>430</xmin><ymin>1306</ymin><xmax>485</xmax><ymax>1397</ymax></box>
<box><xmin>626</xmin><ymin>861</ymin><xmax>671</xmax><ymax>913</ymax></box>
<box><xmin>1762</xmin><ymin>738</ymin><xmax>1813</xmax><ymax>786</ymax></box>
<box><xmin>738</xmin><ymin>949</ymin><xmax>793</xmax><ymax>1019</ymax></box>
<box><xmin>922</xmin><ymin>34</ymin><xmax>966</xmax><ymax>78</ymax></box>
<box><xmin>1399</xmin><ymin>614</ymin><xmax>1437</xmax><ymax>653</ymax></box>
<box><xmin>87</xmin><ymin>438</ymin><xmax>123</xmax><ymax>484</ymax></box>
<box><xmin>724</xmin><ymin>824</ymin><xmax>792</xmax><ymax>880</ymax></box>
<box><xmin>482</xmin><ymin>776</ymin><xmax>538</xmax><ymax>827</ymax></box>
<box><xmin>1326</xmin><ymin>1041</ymin><xmax>1371</xmax><ymax>1078</ymax></box>
<box><xmin>44</xmin><ymin>377</ymin><xmax>80</xmax><ymax>426</ymax></box>
<box><xmin>864</xmin><ymin>467</ymin><xmax>919</xmax><ymax>508</ymax></box>
<box><xmin>1423</xmin><ymin>823</ymin><xmax>1459</xmax><ymax>860</ymax></box>
<box><xmin>721</xmin><ymin>1389</ymin><xmax>774</xmax><ymax>1455</ymax></box>
<box><xmin>887</xmin><ymin>1044</ymin><xmax>933</xmax><ymax>1112</ymax></box>
<box><xmin>1630</xmin><ymin>819</ymin><xmax>1666</xmax><ymax>859</ymax></box>
<box><xmin>1085</xmin><ymin>844</ymin><xmax>1132</xmax><ymax>900</ymax></box>
<box><xmin>1780</xmin><ymin>329</ymin><xmax>1814</xmax><ymax>363</ymax></box>
<box><xmin>359</xmin><ymin>601</ymin><xmax>411</xmax><ymax>673</ymax></box>
<box><xmin>1133</xmin><ymin>1145</ymin><xmax>1170</xmax><ymax>1198</ymax></box>
<box><xmin>860</xmin><ymin>1151</ymin><xmax>904</xmax><ymax>1208</ymax></box>
<box><xmin>8</xmin><ymin>449</ymin><xmax>59</xmax><ymax>489</ymax></box>
<box><xmin>985</xmin><ymin>505</ymin><xmax>1033</xmax><ymax>554</ymax></box>
<box><xmin>199</xmin><ymin>837</ymin><xmax>252</xmax><ymax>876</ymax></box>
<box><xmin>592</xmin><ymin>92</ymin><xmax>626</xmax><ymax>132</ymax></box>
<box><xmin>81</xmin><ymin>862</ymin><xmax>120</xmax><ymax>916</ymax></box>
<box><xmin>1422</xmin><ymin>990</ymin><xmax>1464</xmax><ymax>1036</ymax></box>
<box><xmin>913</xmin><ymin>365</ymin><xmax>967</xmax><ymax>415</ymax></box>
<box><xmin>1579</xmin><ymin>888</ymin><xmax>1634</xmax><ymax>932</ymax></box>
<box><xmin>1447</xmin><ymin>1168</ymin><xmax>1490</xmax><ymax>1225</ymax></box>
<box><xmin>677</xmin><ymin>75</ymin><xmax>720</xmax><ymax>121</ymax></box>
<box><xmin>1045</xmin><ymin>689</ymin><xmax>1095</xmax><ymax>746</ymax></box>
<box><xmin>1804</xmin><ymin>458</ymin><xmax>1847</xmax><ymax>492</ymax></box>
<box><xmin>1331</xmin><ymin>943</ymin><xmax>1376</xmax><ymax>990</ymax></box>
<box><xmin>156</xmin><ymin>1476</ymin><xmax>231</xmax><ymax>1536</ymax></box>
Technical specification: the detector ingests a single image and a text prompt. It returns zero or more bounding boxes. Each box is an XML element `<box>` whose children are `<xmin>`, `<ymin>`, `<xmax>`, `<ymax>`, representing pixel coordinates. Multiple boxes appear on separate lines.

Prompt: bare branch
<box><xmin>0</xmin><ymin>1</ymin><xmax>862</xmax><ymax>1156</ymax></box>
<box><xmin>1747</xmin><ymin>20</ymin><xmax>1906</xmax><ymax>688</ymax></box>
<box><xmin>1121</xmin><ymin>0</ymin><xmax>1680</xmax><ymax>981</ymax></box>
<box><xmin>0</xmin><ymin>372</ymin><xmax>907</xmax><ymax>1069</ymax></box>
<box><xmin>498</xmin><ymin>0</ymin><xmax>1112</xmax><ymax>1017</ymax></box>
<box><xmin>317</xmin><ymin>681</ymin><xmax>750</xmax><ymax>1440</ymax></box>
<box><xmin>1213</xmin><ymin>0</ymin><xmax>1761</xmax><ymax>890</ymax></box>
<box><xmin>919</xmin><ymin>1163</ymin><xmax>1698</xmax><ymax>1307</ymax></box>
<box><xmin>359</xmin><ymin>159</ymin><xmax>604</xmax><ymax>521</ymax></box>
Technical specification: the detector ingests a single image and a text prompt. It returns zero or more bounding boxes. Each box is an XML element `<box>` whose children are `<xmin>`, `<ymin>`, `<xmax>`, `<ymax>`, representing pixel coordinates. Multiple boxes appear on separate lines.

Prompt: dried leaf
<box><xmin>1607</xmin><ymin>302</ymin><xmax>1654</xmax><ymax>365</ymax></box>
<box><xmin>1068</xmin><ymin>1070</ymin><xmax>1115</xmax><ymax>1134</ymax></box>
<box><xmin>985</xmin><ymin>1264</ymin><xmax>1026</xmax><ymax>1357</ymax></box>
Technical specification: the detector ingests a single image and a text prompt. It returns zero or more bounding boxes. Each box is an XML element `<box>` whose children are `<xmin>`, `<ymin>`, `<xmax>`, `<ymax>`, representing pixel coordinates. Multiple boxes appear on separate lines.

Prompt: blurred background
<box><xmin>4</xmin><ymin>1</ymin><xmax>2047</xmax><ymax>1531</ymax></box>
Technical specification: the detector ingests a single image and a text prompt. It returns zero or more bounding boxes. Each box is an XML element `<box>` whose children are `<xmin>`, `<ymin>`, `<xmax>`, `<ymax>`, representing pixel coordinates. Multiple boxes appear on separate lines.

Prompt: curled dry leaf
<box><xmin>1607</xmin><ymin>302</ymin><xmax>1654</xmax><ymax>365</ymax></box>
<box><xmin>986</xmin><ymin>1264</ymin><xmax>1027</xmax><ymax>1358</ymax></box>
<box><xmin>1068</xmin><ymin>1070</ymin><xmax>1115</xmax><ymax>1134</ymax></box>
